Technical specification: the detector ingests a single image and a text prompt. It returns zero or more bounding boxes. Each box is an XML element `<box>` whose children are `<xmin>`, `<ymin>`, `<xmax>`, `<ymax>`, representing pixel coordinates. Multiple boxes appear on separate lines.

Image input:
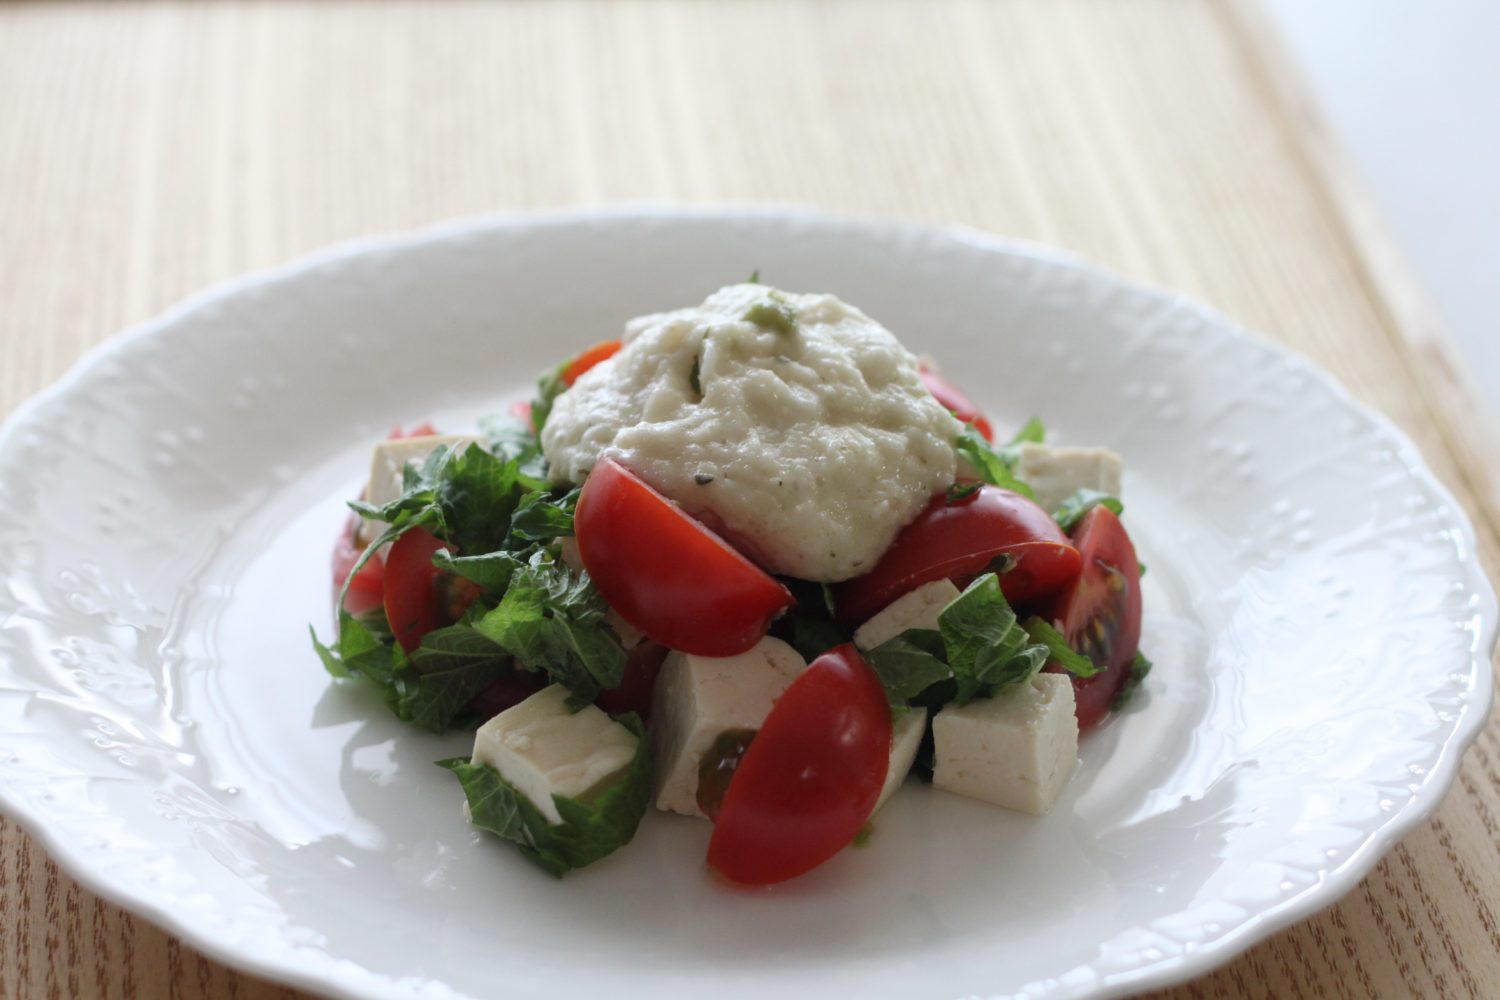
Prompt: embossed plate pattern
<box><xmin>0</xmin><ymin>208</ymin><xmax>1493</xmax><ymax>1000</ymax></box>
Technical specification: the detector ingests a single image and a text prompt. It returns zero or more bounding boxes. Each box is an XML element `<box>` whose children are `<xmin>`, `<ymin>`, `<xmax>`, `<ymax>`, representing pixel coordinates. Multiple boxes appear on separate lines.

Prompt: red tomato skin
<box><xmin>919</xmin><ymin>369</ymin><xmax>993</xmax><ymax>442</ymax></box>
<box><xmin>707</xmin><ymin>645</ymin><xmax>891</xmax><ymax>886</ymax></box>
<box><xmin>563</xmin><ymin>340</ymin><xmax>623</xmax><ymax>386</ymax></box>
<box><xmin>1044</xmin><ymin>506</ymin><xmax>1142</xmax><ymax>729</ymax></box>
<box><xmin>383</xmin><ymin>527</ymin><xmax>457</xmax><ymax>653</ymax></box>
<box><xmin>389</xmin><ymin>422</ymin><xmax>438</xmax><ymax>440</ymax></box>
<box><xmin>574</xmin><ymin>457</ymin><xmax>794</xmax><ymax>657</ymax></box>
<box><xmin>834</xmin><ymin>486</ymin><xmax>1081</xmax><ymax>626</ymax></box>
<box><xmin>593</xmin><ymin>642</ymin><xmax>669</xmax><ymax>720</ymax></box>
<box><xmin>332</xmin><ymin>515</ymin><xmax>385</xmax><ymax>616</ymax></box>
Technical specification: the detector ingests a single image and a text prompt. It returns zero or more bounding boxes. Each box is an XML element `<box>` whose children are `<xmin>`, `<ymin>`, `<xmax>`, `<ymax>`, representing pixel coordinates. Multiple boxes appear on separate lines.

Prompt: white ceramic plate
<box><xmin>0</xmin><ymin>207</ymin><xmax>1492</xmax><ymax>1000</ymax></box>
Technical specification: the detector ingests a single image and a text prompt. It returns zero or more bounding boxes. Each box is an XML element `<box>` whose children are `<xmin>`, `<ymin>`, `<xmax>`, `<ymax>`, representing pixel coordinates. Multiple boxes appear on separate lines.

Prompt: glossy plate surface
<box><xmin>0</xmin><ymin>207</ymin><xmax>1492</xmax><ymax>1000</ymax></box>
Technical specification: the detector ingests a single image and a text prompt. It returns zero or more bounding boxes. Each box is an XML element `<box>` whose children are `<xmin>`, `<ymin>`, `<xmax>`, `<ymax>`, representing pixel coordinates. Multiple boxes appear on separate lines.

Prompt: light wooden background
<box><xmin>1</xmin><ymin>2</ymin><xmax>1496</xmax><ymax>998</ymax></box>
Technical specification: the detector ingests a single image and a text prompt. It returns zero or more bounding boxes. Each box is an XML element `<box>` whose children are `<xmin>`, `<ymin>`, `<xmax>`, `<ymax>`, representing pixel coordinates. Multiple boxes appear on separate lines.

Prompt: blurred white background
<box><xmin>1265</xmin><ymin>0</ymin><xmax>1500</xmax><ymax>420</ymax></box>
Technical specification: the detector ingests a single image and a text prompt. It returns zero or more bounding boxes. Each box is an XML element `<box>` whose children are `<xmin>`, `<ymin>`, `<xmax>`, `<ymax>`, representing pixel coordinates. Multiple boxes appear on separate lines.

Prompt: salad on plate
<box><xmin>312</xmin><ymin>281</ymin><xmax>1149</xmax><ymax>886</ymax></box>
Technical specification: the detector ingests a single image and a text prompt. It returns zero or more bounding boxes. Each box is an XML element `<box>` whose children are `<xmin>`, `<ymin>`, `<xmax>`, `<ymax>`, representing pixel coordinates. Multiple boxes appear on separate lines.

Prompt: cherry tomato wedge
<box><xmin>1043</xmin><ymin>505</ymin><xmax>1142</xmax><ymax>730</ymax></box>
<box><xmin>575</xmin><ymin>457</ymin><xmax>793</xmax><ymax>657</ymax></box>
<box><xmin>919</xmin><ymin>368</ymin><xmax>993</xmax><ymax>442</ymax></box>
<box><xmin>389</xmin><ymin>421</ymin><xmax>438</xmax><ymax>440</ymax></box>
<box><xmin>593</xmin><ymin>642</ymin><xmax>669</xmax><ymax>720</ymax></box>
<box><xmin>834</xmin><ymin>485</ymin><xmax>1081</xmax><ymax>626</ymax></box>
<box><xmin>332</xmin><ymin>514</ymin><xmax>384</xmax><ymax>616</ymax></box>
<box><xmin>563</xmin><ymin>340</ymin><xmax>623</xmax><ymax>386</ymax></box>
<box><xmin>508</xmin><ymin>399</ymin><xmax>534</xmax><ymax>429</ymax></box>
<box><xmin>383</xmin><ymin>527</ymin><xmax>479</xmax><ymax>653</ymax></box>
<box><xmin>707</xmin><ymin>644</ymin><xmax>890</xmax><ymax>886</ymax></box>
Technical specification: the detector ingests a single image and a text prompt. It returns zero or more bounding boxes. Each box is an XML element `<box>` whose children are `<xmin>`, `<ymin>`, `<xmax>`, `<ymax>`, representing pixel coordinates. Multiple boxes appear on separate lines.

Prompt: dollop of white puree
<box><xmin>542</xmin><ymin>284</ymin><xmax>961</xmax><ymax>582</ymax></box>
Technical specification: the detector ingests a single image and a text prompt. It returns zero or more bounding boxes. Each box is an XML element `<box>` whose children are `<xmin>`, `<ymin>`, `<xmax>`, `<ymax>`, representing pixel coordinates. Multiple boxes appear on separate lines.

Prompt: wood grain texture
<box><xmin>0</xmin><ymin>1</ymin><xmax>1495</xmax><ymax>998</ymax></box>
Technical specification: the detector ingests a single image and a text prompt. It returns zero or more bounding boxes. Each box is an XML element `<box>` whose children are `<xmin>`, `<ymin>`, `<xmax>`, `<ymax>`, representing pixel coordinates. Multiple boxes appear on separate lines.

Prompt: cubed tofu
<box><xmin>650</xmin><ymin>636</ymin><xmax>806</xmax><ymax>818</ymax></box>
<box><xmin>874</xmin><ymin>707</ymin><xmax>928</xmax><ymax>812</ymax></box>
<box><xmin>931</xmin><ymin>673</ymin><xmax>1079</xmax><ymax>815</ymax></box>
<box><xmin>359</xmin><ymin>434</ymin><xmax>481</xmax><ymax>543</ymax></box>
<box><xmin>471</xmin><ymin>684</ymin><xmax>639</xmax><ymax>825</ymax></box>
<box><xmin>853</xmin><ymin>579</ymin><xmax>961</xmax><ymax>651</ymax></box>
<box><xmin>557</xmin><ymin>536</ymin><xmax>643</xmax><ymax>649</ymax></box>
<box><xmin>1013</xmin><ymin>442</ymin><xmax>1122</xmax><ymax>514</ymax></box>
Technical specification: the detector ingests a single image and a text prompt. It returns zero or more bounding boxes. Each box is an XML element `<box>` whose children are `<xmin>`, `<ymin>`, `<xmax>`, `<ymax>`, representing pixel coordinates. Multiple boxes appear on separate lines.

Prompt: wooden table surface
<box><xmin>1</xmin><ymin>2</ymin><xmax>1496</xmax><ymax>997</ymax></box>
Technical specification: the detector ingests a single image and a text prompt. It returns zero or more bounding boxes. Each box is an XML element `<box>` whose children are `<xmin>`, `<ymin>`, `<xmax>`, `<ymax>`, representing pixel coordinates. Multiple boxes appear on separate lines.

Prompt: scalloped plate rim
<box><xmin>0</xmin><ymin>203</ymin><xmax>1493</xmax><ymax>1000</ymax></box>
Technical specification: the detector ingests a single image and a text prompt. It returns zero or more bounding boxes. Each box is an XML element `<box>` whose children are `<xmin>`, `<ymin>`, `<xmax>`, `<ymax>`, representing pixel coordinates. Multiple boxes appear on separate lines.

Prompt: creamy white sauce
<box><xmin>541</xmin><ymin>284</ymin><xmax>961</xmax><ymax>581</ymax></box>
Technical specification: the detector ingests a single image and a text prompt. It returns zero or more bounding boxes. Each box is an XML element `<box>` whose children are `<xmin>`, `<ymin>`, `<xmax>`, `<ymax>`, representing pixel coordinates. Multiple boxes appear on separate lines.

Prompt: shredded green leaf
<box><xmin>310</xmin><ymin>614</ymin><xmax>509</xmax><ymax>732</ymax></box>
<box><xmin>863</xmin><ymin>573</ymin><xmax>1054</xmax><ymax>712</ymax></box>
<box><xmin>946</xmin><ymin>481</ymin><xmax>981</xmax><ymax>504</ymax></box>
<box><xmin>1112</xmin><ymin>651</ymin><xmax>1153</xmax><ymax>710</ymax></box>
<box><xmin>864</xmin><ymin>629</ymin><xmax>950</xmax><ymax>710</ymax></box>
<box><xmin>992</xmin><ymin>417</ymin><xmax>1046</xmax><ymax>465</ymax></box>
<box><xmin>1022</xmin><ymin>616</ymin><xmax>1100</xmax><ymax>678</ymax></box>
<box><xmin>1052</xmin><ymin>489</ymin><xmax>1124</xmax><ymax>532</ymax></box>
<box><xmin>953</xmin><ymin>426</ymin><xmax>1037</xmax><ymax>501</ymax></box>
<box><xmin>508</xmin><ymin>487</ymin><xmax>579</xmax><ymax>547</ymax></box>
<box><xmin>471</xmin><ymin>552</ymin><xmax>627</xmax><ymax>702</ymax></box>
<box><xmin>530</xmin><ymin>359</ymin><xmax>570</xmax><ymax>434</ymax></box>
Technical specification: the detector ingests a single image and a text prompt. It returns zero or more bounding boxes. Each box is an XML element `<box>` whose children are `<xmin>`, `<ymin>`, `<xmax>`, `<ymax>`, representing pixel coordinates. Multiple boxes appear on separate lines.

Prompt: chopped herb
<box><xmin>864</xmin><ymin>573</ymin><xmax>1055</xmax><ymax>713</ymax></box>
<box><xmin>310</xmin><ymin>613</ymin><xmax>509</xmax><ymax>733</ymax></box>
<box><xmin>689</xmin><ymin>352</ymin><xmax>702</xmax><ymax>396</ymax></box>
<box><xmin>748</xmin><ymin>268</ymin><xmax>761</xmax><ymax>284</ymax></box>
<box><xmin>1022</xmin><ymin>616</ymin><xmax>1100</xmax><ymax>678</ymax></box>
<box><xmin>938</xmin><ymin>574</ymin><xmax>1048</xmax><ymax>704</ymax></box>
<box><xmin>953</xmin><ymin>426</ymin><xmax>1037</xmax><ymax>501</ymax></box>
<box><xmin>694</xmin><ymin>472</ymin><xmax>715</xmax><ymax>485</ymax></box>
<box><xmin>1112</xmin><ymin>651</ymin><xmax>1153</xmax><ymax>710</ymax></box>
<box><xmin>864</xmin><ymin>629</ymin><xmax>950</xmax><ymax>712</ymax></box>
<box><xmin>1052</xmin><ymin>489</ymin><xmax>1123</xmax><ymax>532</ymax></box>
<box><xmin>742</xmin><ymin>292</ymin><xmax>797</xmax><ymax>336</ymax></box>
<box><xmin>507</xmin><ymin>487</ymin><xmax>580</xmax><ymax>546</ymax></box>
<box><xmin>946</xmin><ymin>481</ymin><xmax>981</xmax><ymax>504</ymax></box>
<box><xmin>471</xmin><ymin>551</ymin><xmax>627</xmax><ymax>703</ymax></box>
<box><xmin>530</xmin><ymin>358</ymin><xmax>570</xmax><ymax>434</ymax></box>
<box><xmin>1009</xmin><ymin>417</ymin><xmax>1046</xmax><ymax>445</ymax></box>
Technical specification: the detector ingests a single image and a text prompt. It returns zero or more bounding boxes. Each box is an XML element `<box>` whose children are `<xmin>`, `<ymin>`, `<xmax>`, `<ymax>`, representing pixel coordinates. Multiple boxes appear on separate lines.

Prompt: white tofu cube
<box><xmin>853</xmin><ymin>579</ymin><xmax>961</xmax><ymax>650</ymax></box>
<box><xmin>471</xmin><ymin>684</ymin><xmax>639</xmax><ymax>825</ymax></box>
<box><xmin>931</xmin><ymin>673</ymin><xmax>1079</xmax><ymax>815</ymax></box>
<box><xmin>874</xmin><ymin>707</ymin><xmax>928</xmax><ymax>812</ymax></box>
<box><xmin>359</xmin><ymin>434</ymin><xmax>481</xmax><ymax>543</ymax></box>
<box><xmin>650</xmin><ymin>636</ymin><xmax>805</xmax><ymax>818</ymax></box>
<box><xmin>1013</xmin><ymin>442</ymin><xmax>1122</xmax><ymax>515</ymax></box>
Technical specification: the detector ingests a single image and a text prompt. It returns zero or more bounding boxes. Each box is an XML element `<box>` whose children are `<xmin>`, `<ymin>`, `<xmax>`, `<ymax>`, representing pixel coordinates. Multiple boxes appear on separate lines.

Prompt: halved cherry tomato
<box><xmin>593</xmin><ymin>642</ymin><xmax>669</xmax><ymax>720</ymax></box>
<box><xmin>389</xmin><ymin>421</ymin><xmax>438</xmax><ymax>440</ymax></box>
<box><xmin>383</xmin><ymin>527</ymin><xmax>479</xmax><ymax>653</ymax></box>
<box><xmin>834</xmin><ymin>485</ymin><xmax>1081</xmax><ymax>626</ymax></box>
<box><xmin>574</xmin><ymin>457</ymin><xmax>793</xmax><ymax>657</ymax></box>
<box><xmin>508</xmin><ymin>399</ymin><xmax>534</xmax><ymax>429</ymax></box>
<box><xmin>919</xmin><ymin>368</ymin><xmax>993</xmax><ymax>442</ymax></box>
<box><xmin>1044</xmin><ymin>505</ymin><xmax>1142</xmax><ymax>730</ymax></box>
<box><xmin>563</xmin><ymin>340</ymin><xmax>623</xmax><ymax>386</ymax></box>
<box><xmin>707</xmin><ymin>645</ymin><xmax>890</xmax><ymax>886</ymax></box>
<box><xmin>332</xmin><ymin>514</ymin><xmax>385</xmax><ymax>616</ymax></box>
